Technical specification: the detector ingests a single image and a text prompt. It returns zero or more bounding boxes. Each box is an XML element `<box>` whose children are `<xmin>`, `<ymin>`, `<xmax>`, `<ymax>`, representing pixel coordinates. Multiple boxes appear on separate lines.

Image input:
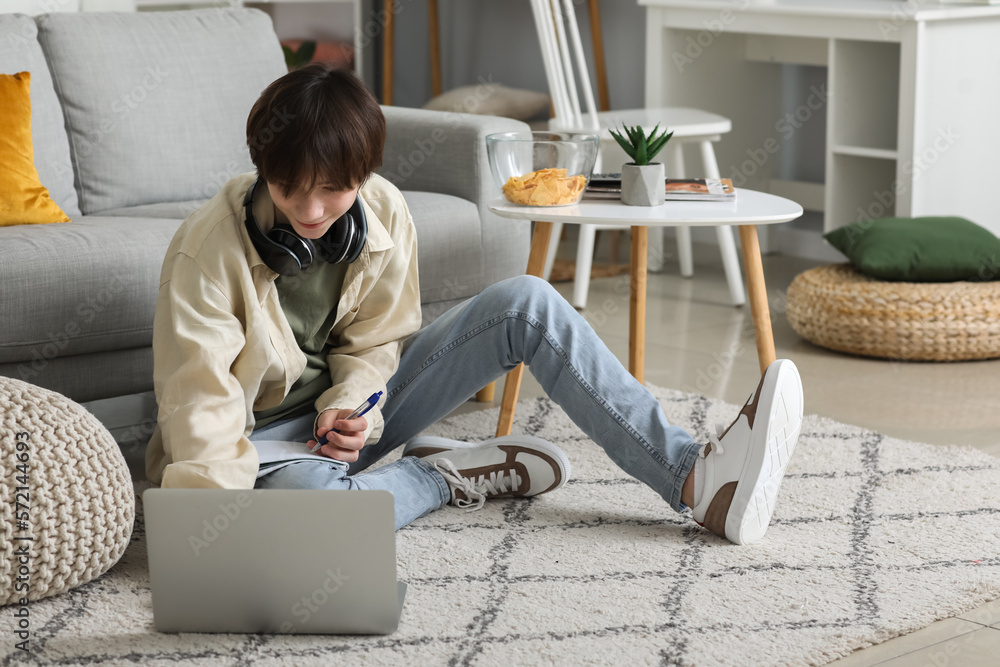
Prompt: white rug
<box><xmin>4</xmin><ymin>385</ymin><xmax>999</xmax><ymax>667</ymax></box>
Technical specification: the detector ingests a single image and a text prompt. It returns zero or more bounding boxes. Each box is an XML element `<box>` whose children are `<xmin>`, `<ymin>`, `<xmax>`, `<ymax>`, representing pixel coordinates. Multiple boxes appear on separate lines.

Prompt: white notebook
<box><xmin>252</xmin><ymin>440</ymin><xmax>350</xmax><ymax>478</ymax></box>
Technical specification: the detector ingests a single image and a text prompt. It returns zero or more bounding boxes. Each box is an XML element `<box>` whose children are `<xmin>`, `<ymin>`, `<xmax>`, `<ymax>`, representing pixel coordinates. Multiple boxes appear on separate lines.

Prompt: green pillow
<box><xmin>824</xmin><ymin>216</ymin><xmax>1000</xmax><ymax>282</ymax></box>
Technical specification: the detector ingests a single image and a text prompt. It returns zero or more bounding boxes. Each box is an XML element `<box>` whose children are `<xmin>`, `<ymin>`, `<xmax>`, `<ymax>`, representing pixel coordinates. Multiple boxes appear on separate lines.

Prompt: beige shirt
<box><xmin>145</xmin><ymin>172</ymin><xmax>422</xmax><ymax>489</ymax></box>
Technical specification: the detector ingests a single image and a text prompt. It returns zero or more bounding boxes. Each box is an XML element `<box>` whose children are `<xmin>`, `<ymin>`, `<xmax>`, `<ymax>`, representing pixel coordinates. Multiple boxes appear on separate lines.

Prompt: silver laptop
<box><xmin>143</xmin><ymin>489</ymin><xmax>405</xmax><ymax>634</ymax></box>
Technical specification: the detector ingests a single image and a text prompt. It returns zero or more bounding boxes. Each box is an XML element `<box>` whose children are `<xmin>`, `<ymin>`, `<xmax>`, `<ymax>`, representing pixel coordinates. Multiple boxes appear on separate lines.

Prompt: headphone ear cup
<box><xmin>344</xmin><ymin>197</ymin><xmax>367</xmax><ymax>264</ymax></box>
<box><xmin>243</xmin><ymin>176</ymin><xmax>316</xmax><ymax>277</ymax></box>
<box><xmin>268</xmin><ymin>226</ymin><xmax>315</xmax><ymax>275</ymax></box>
<box><xmin>263</xmin><ymin>247</ymin><xmax>305</xmax><ymax>277</ymax></box>
<box><xmin>316</xmin><ymin>216</ymin><xmax>351</xmax><ymax>264</ymax></box>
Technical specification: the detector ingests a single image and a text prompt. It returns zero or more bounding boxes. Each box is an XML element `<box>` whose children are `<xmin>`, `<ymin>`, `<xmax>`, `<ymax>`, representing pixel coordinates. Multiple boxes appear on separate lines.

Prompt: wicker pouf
<box><xmin>1</xmin><ymin>377</ymin><xmax>134</xmax><ymax>606</ymax></box>
<box><xmin>786</xmin><ymin>264</ymin><xmax>1000</xmax><ymax>361</ymax></box>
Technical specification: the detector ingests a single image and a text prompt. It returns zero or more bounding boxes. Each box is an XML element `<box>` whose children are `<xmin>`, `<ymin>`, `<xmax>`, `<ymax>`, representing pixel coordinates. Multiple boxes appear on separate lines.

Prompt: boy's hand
<box><xmin>308</xmin><ymin>408</ymin><xmax>368</xmax><ymax>463</ymax></box>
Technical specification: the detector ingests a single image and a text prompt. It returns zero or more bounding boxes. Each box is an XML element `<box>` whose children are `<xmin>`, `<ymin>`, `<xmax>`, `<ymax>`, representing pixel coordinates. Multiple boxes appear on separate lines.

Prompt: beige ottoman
<box><xmin>786</xmin><ymin>264</ymin><xmax>1000</xmax><ymax>361</ymax></box>
<box><xmin>1</xmin><ymin>376</ymin><xmax>134</xmax><ymax>606</ymax></box>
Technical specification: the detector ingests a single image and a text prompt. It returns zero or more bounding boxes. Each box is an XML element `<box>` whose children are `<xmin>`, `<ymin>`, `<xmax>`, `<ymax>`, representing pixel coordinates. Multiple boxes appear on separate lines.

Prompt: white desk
<box><xmin>488</xmin><ymin>190</ymin><xmax>803</xmax><ymax>436</ymax></box>
<box><xmin>639</xmin><ymin>0</ymin><xmax>1000</xmax><ymax>238</ymax></box>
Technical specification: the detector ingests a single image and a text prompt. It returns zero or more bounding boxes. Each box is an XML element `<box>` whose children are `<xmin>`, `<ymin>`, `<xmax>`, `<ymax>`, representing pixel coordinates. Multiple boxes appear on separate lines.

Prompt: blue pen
<box><xmin>309</xmin><ymin>391</ymin><xmax>383</xmax><ymax>453</ymax></box>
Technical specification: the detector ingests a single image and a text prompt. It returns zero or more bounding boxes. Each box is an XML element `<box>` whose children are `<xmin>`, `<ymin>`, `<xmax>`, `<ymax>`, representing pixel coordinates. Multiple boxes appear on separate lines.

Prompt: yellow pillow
<box><xmin>0</xmin><ymin>71</ymin><xmax>71</xmax><ymax>226</ymax></box>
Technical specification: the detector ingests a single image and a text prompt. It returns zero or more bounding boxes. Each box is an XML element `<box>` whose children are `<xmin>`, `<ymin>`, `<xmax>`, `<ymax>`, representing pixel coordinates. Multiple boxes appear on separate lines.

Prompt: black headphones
<box><xmin>243</xmin><ymin>176</ymin><xmax>367</xmax><ymax>277</ymax></box>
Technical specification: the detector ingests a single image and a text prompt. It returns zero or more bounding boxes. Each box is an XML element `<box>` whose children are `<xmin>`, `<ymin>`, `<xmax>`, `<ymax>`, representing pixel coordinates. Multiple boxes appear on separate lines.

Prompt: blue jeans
<box><xmin>253</xmin><ymin>275</ymin><xmax>701</xmax><ymax>529</ymax></box>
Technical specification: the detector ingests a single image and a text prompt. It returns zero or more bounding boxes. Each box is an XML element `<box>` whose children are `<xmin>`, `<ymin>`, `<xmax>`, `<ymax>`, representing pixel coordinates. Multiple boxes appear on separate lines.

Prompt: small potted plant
<box><xmin>282</xmin><ymin>40</ymin><xmax>317</xmax><ymax>70</ymax></box>
<box><xmin>609</xmin><ymin>123</ymin><xmax>673</xmax><ymax>206</ymax></box>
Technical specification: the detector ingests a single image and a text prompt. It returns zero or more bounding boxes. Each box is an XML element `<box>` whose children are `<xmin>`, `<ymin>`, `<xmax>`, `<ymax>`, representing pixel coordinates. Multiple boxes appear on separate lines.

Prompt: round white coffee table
<box><xmin>486</xmin><ymin>189</ymin><xmax>804</xmax><ymax>436</ymax></box>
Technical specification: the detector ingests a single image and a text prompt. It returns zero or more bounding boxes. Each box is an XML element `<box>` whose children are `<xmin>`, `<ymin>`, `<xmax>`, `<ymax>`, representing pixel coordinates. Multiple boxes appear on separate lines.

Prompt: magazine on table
<box><xmin>585</xmin><ymin>174</ymin><xmax>737</xmax><ymax>202</ymax></box>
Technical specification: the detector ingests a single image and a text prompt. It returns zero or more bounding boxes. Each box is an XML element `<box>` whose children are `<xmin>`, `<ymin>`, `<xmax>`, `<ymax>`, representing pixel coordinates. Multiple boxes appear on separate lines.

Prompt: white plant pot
<box><xmin>620</xmin><ymin>162</ymin><xmax>665</xmax><ymax>206</ymax></box>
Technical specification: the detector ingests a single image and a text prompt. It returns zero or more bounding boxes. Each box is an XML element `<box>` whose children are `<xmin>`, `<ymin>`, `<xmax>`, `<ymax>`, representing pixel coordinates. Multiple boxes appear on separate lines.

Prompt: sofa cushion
<box><xmin>0</xmin><ymin>71</ymin><xmax>71</xmax><ymax>226</ymax></box>
<box><xmin>401</xmin><ymin>191</ymin><xmax>485</xmax><ymax>304</ymax></box>
<box><xmin>0</xmin><ymin>347</ymin><xmax>154</xmax><ymax>405</ymax></box>
<box><xmin>0</xmin><ymin>216</ymin><xmax>181</xmax><ymax>365</ymax></box>
<box><xmin>35</xmin><ymin>8</ymin><xmax>287</xmax><ymax>214</ymax></box>
<box><xmin>97</xmin><ymin>200</ymin><xmax>209</xmax><ymax>220</ymax></box>
<box><xmin>96</xmin><ymin>191</ymin><xmax>488</xmax><ymax>308</ymax></box>
<box><xmin>423</xmin><ymin>84</ymin><xmax>550</xmax><ymax>121</ymax></box>
<box><xmin>99</xmin><ymin>192</ymin><xmax>487</xmax><ymax>306</ymax></box>
<box><xmin>0</xmin><ymin>14</ymin><xmax>80</xmax><ymax>218</ymax></box>
<box><xmin>0</xmin><ymin>191</ymin><xmax>482</xmax><ymax>365</ymax></box>
<box><xmin>824</xmin><ymin>216</ymin><xmax>1000</xmax><ymax>282</ymax></box>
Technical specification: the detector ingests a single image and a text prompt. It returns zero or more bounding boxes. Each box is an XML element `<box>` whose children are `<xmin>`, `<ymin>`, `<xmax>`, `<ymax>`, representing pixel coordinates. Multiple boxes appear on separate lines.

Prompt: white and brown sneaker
<box><xmin>691</xmin><ymin>359</ymin><xmax>804</xmax><ymax>545</ymax></box>
<box><xmin>402</xmin><ymin>435</ymin><xmax>570</xmax><ymax>511</ymax></box>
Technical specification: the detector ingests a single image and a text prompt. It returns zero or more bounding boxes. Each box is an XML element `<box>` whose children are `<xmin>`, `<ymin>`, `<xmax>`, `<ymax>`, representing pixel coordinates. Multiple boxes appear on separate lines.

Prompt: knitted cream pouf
<box><xmin>0</xmin><ymin>376</ymin><xmax>134</xmax><ymax>606</ymax></box>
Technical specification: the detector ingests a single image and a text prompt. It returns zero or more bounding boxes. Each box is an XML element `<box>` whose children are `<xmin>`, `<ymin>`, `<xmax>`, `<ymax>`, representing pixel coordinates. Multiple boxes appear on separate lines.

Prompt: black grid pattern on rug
<box><xmin>3</xmin><ymin>394</ymin><xmax>999</xmax><ymax>667</ymax></box>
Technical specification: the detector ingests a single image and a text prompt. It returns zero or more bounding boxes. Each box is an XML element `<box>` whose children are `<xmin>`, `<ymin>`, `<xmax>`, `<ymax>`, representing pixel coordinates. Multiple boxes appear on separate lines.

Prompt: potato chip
<box><xmin>502</xmin><ymin>167</ymin><xmax>587</xmax><ymax>206</ymax></box>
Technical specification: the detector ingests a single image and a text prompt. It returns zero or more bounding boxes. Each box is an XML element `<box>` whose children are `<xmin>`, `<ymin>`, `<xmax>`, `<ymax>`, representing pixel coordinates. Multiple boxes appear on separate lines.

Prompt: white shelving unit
<box><xmin>639</xmin><ymin>0</ymin><xmax>1000</xmax><ymax>250</ymax></box>
<box><xmin>829</xmin><ymin>39</ymin><xmax>899</xmax><ymax>153</ymax></box>
<box><xmin>825</xmin><ymin>37</ymin><xmax>901</xmax><ymax>228</ymax></box>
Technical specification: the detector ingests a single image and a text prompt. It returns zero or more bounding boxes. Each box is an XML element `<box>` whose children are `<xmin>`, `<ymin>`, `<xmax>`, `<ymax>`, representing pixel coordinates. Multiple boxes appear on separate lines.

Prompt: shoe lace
<box><xmin>432</xmin><ymin>458</ymin><xmax>521</xmax><ymax>512</ymax></box>
<box><xmin>704</xmin><ymin>422</ymin><xmax>727</xmax><ymax>457</ymax></box>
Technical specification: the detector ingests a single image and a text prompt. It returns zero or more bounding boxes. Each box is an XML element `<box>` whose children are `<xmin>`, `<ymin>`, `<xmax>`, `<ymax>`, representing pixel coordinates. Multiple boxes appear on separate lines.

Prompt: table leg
<box><xmin>737</xmin><ymin>225</ymin><xmax>777</xmax><ymax>373</ymax></box>
<box><xmin>629</xmin><ymin>225</ymin><xmax>647</xmax><ymax>383</ymax></box>
<box><xmin>495</xmin><ymin>221</ymin><xmax>554</xmax><ymax>437</ymax></box>
<box><xmin>382</xmin><ymin>0</ymin><xmax>395</xmax><ymax>105</ymax></box>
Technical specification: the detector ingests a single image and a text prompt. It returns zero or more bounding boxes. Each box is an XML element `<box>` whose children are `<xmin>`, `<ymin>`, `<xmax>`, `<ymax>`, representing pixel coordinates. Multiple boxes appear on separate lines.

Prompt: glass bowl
<box><xmin>486</xmin><ymin>131</ymin><xmax>600</xmax><ymax>206</ymax></box>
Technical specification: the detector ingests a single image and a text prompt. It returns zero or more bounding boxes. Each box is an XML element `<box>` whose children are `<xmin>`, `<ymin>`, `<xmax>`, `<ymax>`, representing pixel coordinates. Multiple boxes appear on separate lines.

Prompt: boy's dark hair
<box><xmin>246</xmin><ymin>64</ymin><xmax>385</xmax><ymax>196</ymax></box>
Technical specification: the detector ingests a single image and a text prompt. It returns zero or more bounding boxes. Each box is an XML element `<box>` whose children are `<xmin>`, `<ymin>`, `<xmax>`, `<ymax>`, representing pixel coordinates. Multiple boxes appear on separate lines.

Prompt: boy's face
<box><xmin>267</xmin><ymin>180</ymin><xmax>362</xmax><ymax>240</ymax></box>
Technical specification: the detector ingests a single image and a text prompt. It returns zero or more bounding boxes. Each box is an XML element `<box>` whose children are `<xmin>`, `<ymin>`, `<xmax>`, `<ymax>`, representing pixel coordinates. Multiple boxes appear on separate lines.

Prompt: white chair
<box><xmin>529</xmin><ymin>0</ymin><xmax>746</xmax><ymax>309</ymax></box>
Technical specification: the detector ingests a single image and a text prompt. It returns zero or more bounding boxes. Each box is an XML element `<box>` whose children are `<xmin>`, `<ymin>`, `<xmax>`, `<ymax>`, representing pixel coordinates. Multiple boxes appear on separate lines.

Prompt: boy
<box><xmin>146</xmin><ymin>64</ymin><xmax>804</xmax><ymax>544</ymax></box>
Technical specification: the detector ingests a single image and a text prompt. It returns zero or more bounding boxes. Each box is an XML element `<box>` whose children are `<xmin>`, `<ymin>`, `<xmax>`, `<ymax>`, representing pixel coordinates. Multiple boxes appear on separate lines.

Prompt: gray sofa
<box><xmin>0</xmin><ymin>9</ymin><xmax>529</xmax><ymax>418</ymax></box>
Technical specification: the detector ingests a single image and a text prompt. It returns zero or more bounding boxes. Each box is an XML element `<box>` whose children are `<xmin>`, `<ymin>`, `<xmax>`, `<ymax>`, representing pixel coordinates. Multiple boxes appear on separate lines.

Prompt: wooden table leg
<box><xmin>629</xmin><ymin>226</ymin><xmax>648</xmax><ymax>383</ymax></box>
<box><xmin>495</xmin><ymin>221</ymin><xmax>555</xmax><ymax>437</ymax></box>
<box><xmin>382</xmin><ymin>0</ymin><xmax>395</xmax><ymax>105</ymax></box>
<box><xmin>737</xmin><ymin>225</ymin><xmax>777</xmax><ymax>373</ymax></box>
<box><xmin>428</xmin><ymin>0</ymin><xmax>442</xmax><ymax>98</ymax></box>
